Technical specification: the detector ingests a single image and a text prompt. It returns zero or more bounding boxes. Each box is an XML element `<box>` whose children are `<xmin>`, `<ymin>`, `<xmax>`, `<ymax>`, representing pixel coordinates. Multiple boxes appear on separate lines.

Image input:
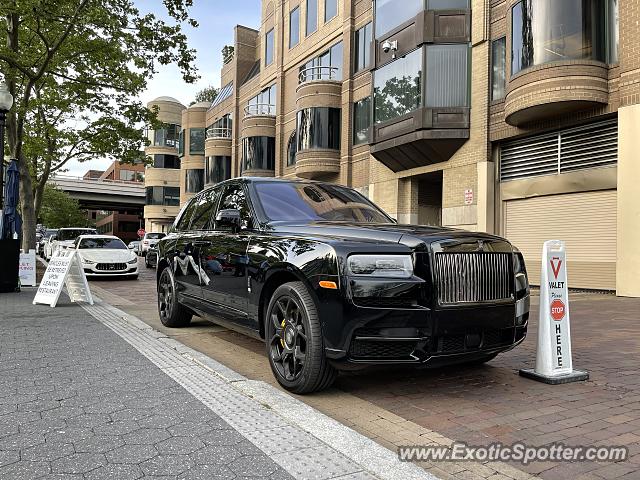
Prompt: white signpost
<box><xmin>520</xmin><ymin>240</ymin><xmax>588</xmax><ymax>384</ymax></box>
<box><xmin>19</xmin><ymin>249</ymin><xmax>37</xmax><ymax>287</ymax></box>
<box><xmin>33</xmin><ymin>250</ymin><xmax>94</xmax><ymax>308</ymax></box>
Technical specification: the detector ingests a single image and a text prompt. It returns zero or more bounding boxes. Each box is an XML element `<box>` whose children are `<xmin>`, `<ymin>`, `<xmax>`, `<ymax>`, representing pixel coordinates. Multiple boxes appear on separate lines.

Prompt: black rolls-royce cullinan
<box><xmin>156</xmin><ymin>178</ymin><xmax>530</xmax><ymax>393</ymax></box>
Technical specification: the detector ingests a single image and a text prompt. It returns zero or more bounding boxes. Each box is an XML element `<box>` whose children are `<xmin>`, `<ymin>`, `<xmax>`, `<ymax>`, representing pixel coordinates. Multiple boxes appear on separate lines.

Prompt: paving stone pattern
<box><xmin>0</xmin><ymin>291</ymin><xmax>293</xmax><ymax>480</ymax></box>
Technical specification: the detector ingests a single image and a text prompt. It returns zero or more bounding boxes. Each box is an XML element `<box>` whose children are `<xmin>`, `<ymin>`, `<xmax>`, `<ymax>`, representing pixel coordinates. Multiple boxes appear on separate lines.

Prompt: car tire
<box><xmin>265</xmin><ymin>281</ymin><xmax>336</xmax><ymax>394</ymax></box>
<box><xmin>157</xmin><ymin>267</ymin><xmax>192</xmax><ymax>328</ymax></box>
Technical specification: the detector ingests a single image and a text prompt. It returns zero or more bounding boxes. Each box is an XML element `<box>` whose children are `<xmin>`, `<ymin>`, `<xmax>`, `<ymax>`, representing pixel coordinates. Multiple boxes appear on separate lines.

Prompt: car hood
<box><xmin>78</xmin><ymin>249</ymin><xmax>136</xmax><ymax>263</ymax></box>
<box><xmin>268</xmin><ymin>221</ymin><xmax>511</xmax><ymax>250</ymax></box>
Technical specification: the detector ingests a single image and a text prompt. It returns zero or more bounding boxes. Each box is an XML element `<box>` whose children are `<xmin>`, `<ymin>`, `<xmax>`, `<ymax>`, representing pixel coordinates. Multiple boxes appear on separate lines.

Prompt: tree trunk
<box><xmin>18</xmin><ymin>157</ymin><xmax>36</xmax><ymax>251</ymax></box>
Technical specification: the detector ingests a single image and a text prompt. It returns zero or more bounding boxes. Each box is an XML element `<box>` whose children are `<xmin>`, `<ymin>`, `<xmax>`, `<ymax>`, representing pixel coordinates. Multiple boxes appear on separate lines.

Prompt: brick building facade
<box><xmin>144</xmin><ymin>0</ymin><xmax>640</xmax><ymax>296</ymax></box>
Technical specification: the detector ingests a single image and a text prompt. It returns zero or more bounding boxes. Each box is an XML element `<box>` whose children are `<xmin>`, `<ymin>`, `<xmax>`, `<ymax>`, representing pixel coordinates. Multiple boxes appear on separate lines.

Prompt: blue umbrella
<box><xmin>2</xmin><ymin>160</ymin><xmax>22</xmax><ymax>240</ymax></box>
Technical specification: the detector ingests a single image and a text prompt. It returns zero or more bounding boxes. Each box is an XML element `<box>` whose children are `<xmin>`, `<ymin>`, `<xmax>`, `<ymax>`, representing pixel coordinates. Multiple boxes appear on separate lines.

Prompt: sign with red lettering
<box><xmin>464</xmin><ymin>189</ymin><xmax>473</xmax><ymax>205</ymax></box>
<box><xmin>137</xmin><ymin>228</ymin><xmax>146</xmax><ymax>238</ymax></box>
<box><xmin>550</xmin><ymin>299</ymin><xmax>565</xmax><ymax>321</ymax></box>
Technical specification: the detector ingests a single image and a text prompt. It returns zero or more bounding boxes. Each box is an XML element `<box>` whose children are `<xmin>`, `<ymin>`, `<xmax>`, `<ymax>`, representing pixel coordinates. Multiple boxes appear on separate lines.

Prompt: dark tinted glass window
<box><xmin>216</xmin><ymin>184</ymin><xmax>252</xmax><ymax>230</ymax></box>
<box><xmin>375</xmin><ymin>0</ymin><xmax>422</xmax><ymax>39</ymax></box>
<box><xmin>178</xmin><ymin>129</ymin><xmax>185</xmax><ymax>156</ymax></box>
<box><xmin>146</xmin><ymin>187</ymin><xmax>180</xmax><ymax>206</ymax></box>
<box><xmin>265</xmin><ymin>29</ymin><xmax>275</xmax><ymax>65</ymax></box>
<box><xmin>189</xmin><ymin>128</ymin><xmax>205</xmax><ymax>154</ymax></box>
<box><xmin>254</xmin><ymin>182</ymin><xmax>392</xmax><ymax>223</ymax></box>
<box><xmin>296</xmin><ymin>107</ymin><xmax>341</xmax><ymax>150</ymax></box>
<box><xmin>511</xmin><ymin>0</ymin><xmax>607</xmax><ymax>75</ymax></box>
<box><xmin>206</xmin><ymin>156</ymin><xmax>232</xmax><ymax>184</ymax></box>
<box><xmin>287</xmin><ymin>132</ymin><xmax>297</xmax><ymax>166</ymax></box>
<box><xmin>425</xmin><ymin>44</ymin><xmax>469</xmax><ymax>107</ymax></box>
<box><xmin>242</xmin><ymin>137</ymin><xmax>276</xmax><ymax>172</ymax></box>
<box><xmin>58</xmin><ymin>229</ymin><xmax>97</xmax><ymax>241</ymax></box>
<box><xmin>353</xmin><ymin>97</ymin><xmax>371</xmax><ymax>145</ymax></box>
<box><xmin>325</xmin><ymin>0</ymin><xmax>337</xmax><ymax>22</ymax></box>
<box><xmin>146</xmin><ymin>233</ymin><xmax>166</xmax><ymax>239</ymax></box>
<box><xmin>373</xmin><ymin>48</ymin><xmax>422</xmax><ymax>123</ymax></box>
<box><xmin>185</xmin><ymin>169</ymin><xmax>204</xmax><ymax>193</ymax></box>
<box><xmin>79</xmin><ymin>238</ymin><xmax>127</xmax><ymax>250</ymax></box>
<box><xmin>153</xmin><ymin>124</ymin><xmax>180</xmax><ymax>148</ymax></box>
<box><xmin>164</xmin><ymin>187</ymin><xmax>180</xmax><ymax>206</ymax></box>
<box><xmin>290</xmin><ymin>7</ymin><xmax>300</xmax><ymax>48</ymax></box>
<box><xmin>153</xmin><ymin>154</ymin><xmax>180</xmax><ymax>169</ymax></box>
<box><xmin>175</xmin><ymin>199</ymin><xmax>199</xmax><ymax>231</ymax></box>
<box><xmin>355</xmin><ymin>22</ymin><xmax>372</xmax><ymax>72</ymax></box>
<box><xmin>190</xmin><ymin>189</ymin><xmax>220</xmax><ymax>231</ymax></box>
<box><xmin>491</xmin><ymin>37</ymin><xmax>506</xmax><ymax>100</ymax></box>
<box><xmin>306</xmin><ymin>0</ymin><xmax>317</xmax><ymax>35</ymax></box>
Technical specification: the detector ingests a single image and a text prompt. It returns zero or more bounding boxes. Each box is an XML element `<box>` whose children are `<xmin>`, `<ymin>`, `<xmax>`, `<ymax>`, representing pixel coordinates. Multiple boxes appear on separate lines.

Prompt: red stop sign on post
<box><xmin>550</xmin><ymin>299</ymin><xmax>565</xmax><ymax>321</ymax></box>
<box><xmin>137</xmin><ymin>228</ymin><xmax>146</xmax><ymax>238</ymax></box>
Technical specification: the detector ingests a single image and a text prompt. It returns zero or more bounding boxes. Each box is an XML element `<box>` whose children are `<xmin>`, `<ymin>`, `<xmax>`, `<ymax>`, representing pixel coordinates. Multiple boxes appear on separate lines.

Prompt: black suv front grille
<box><xmin>353</xmin><ymin>297</ymin><xmax>418</xmax><ymax>308</ymax></box>
<box><xmin>349</xmin><ymin>340</ymin><xmax>417</xmax><ymax>359</ymax></box>
<box><xmin>437</xmin><ymin>329</ymin><xmax>514</xmax><ymax>353</ymax></box>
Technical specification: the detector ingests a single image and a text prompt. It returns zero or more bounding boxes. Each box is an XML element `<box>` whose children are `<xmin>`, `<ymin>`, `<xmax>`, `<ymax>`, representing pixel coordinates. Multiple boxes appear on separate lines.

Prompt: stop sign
<box><xmin>137</xmin><ymin>228</ymin><xmax>146</xmax><ymax>238</ymax></box>
<box><xmin>550</xmin><ymin>299</ymin><xmax>565</xmax><ymax>321</ymax></box>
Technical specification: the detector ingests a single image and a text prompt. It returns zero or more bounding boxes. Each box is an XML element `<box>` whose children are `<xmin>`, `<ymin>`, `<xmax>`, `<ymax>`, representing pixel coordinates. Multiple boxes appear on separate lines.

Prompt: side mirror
<box><xmin>51</xmin><ymin>236</ymin><xmax>57</xmax><ymax>241</ymax></box>
<box><xmin>216</xmin><ymin>209</ymin><xmax>241</xmax><ymax>228</ymax></box>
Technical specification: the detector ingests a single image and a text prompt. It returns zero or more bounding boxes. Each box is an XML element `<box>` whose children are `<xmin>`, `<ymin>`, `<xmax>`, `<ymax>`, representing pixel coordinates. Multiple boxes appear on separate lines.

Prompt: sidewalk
<box><xmin>0</xmin><ymin>289</ymin><xmax>431</xmax><ymax>480</ymax></box>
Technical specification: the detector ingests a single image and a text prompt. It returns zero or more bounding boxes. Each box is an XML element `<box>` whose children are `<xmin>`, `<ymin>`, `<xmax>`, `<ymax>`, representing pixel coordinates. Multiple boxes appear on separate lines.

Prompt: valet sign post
<box><xmin>520</xmin><ymin>240</ymin><xmax>589</xmax><ymax>384</ymax></box>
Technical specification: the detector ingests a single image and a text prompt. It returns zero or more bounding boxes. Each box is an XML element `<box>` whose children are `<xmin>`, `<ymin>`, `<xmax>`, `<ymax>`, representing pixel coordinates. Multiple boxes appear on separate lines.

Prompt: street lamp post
<box><xmin>0</xmin><ymin>76</ymin><xmax>15</xmax><ymax>211</ymax></box>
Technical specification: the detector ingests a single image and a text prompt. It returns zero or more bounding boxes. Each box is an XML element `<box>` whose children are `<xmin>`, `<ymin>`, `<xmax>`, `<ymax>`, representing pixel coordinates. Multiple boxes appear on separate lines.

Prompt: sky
<box><xmin>65</xmin><ymin>0</ymin><xmax>262</xmax><ymax>176</ymax></box>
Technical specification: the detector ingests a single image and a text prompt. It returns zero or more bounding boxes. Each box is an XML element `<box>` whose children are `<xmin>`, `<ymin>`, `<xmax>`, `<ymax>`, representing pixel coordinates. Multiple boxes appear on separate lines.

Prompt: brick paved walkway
<box><xmin>0</xmin><ymin>291</ymin><xmax>293</xmax><ymax>480</ymax></box>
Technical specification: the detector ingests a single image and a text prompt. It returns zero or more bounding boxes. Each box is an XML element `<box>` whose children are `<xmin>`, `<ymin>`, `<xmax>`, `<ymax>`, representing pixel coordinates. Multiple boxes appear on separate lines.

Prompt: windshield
<box><xmin>45</xmin><ymin>230</ymin><xmax>57</xmax><ymax>239</ymax></box>
<box><xmin>78</xmin><ymin>238</ymin><xmax>127</xmax><ymax>250</ymax></box>
<box><xmin>146</xmin><ymin>233</ymin><xmax>165</xmax><ymax>240</ymax></box>
<box><xmin>254</xmin><ymin>182</ymin><xmax>393</xmax><ymax>223</ymax></box>
<box><xmin>58</xmin><ymin>229</ymin><xmax>97</xmax><ymax>241</ymax></box>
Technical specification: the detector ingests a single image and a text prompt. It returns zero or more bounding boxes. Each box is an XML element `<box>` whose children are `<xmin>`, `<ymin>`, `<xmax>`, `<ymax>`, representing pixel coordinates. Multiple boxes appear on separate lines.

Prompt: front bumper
<box><xmin>83</xmin><ymin>265</ymin><xmax>138</xmax><ymax>277</ymax></box>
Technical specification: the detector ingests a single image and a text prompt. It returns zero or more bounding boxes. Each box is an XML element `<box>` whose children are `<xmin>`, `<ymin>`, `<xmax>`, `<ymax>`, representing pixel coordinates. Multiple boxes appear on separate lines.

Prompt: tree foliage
<box><xmin>0</xmin><ymin>0</ymin><xmax>199</xmax><ymax>250</ymax></box>
<box><xmin>39</xmin><ymin>184</ymin><xmax>92</xmax><ymax>229</ymax></box>
<box><xmin>191</xmin><ymin>85</ymin><xmax>219</xmax><ymax>105</ymax></box>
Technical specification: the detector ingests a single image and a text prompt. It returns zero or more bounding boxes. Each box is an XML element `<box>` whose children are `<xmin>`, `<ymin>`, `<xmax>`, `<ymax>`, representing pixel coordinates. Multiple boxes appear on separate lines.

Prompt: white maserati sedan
<box><xmin>73</xmin><ymin>235</ymin><xmax>139</xmax><ymax>279</ymax></box>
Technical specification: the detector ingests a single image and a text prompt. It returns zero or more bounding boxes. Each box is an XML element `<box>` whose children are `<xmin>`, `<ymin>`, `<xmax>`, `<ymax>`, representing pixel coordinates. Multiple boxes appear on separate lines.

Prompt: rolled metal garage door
<box><xmin>504</xmin><ymin>190</ymin><xmax>617</xmax><ymax>291</ymax></box>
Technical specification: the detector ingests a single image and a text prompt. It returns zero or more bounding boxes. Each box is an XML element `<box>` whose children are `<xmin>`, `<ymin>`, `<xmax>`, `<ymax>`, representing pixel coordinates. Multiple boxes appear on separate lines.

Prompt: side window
<box><xmin>190</xmin><ymin>188</ymin><xmax>220</xmax><ymax>231</ymax></box>
<box><xmin>174</xmin><ymin>197</ymin><xmax>199</xmax><ymax>231</ymax></box>
<box><xmin>215</xmin><ymin>184</ymin><xmax>252</xmax><ymax>230</ymax></box>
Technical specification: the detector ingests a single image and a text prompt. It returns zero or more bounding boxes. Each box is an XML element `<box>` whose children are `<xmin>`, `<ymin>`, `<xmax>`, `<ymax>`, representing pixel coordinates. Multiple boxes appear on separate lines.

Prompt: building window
<box><xmin>608</xmin><ymin>0</ymin><xmax>619</xmax><ymax>63</ymax></box>
<box><xmin>152</xmin><ymin>154</ymin><xmax>180</xmax><ymax>169</ymax></box>
<box><xmin>373</xmin><ymin>48</ymin><xmax>422</xmax><ymax>124</ymax></box>
<box><xmin>290</xmin><ymin>7</ymin><xmax>300</xmax><ymax>48</ymax></box>
<box><xmin>145</xmin><ymin>186</ymin><xmax>180</xmax><ymax>206</ymax></box>
<box><xmin>425</xmin><ymin>44</ymin><xmax>469</xmax><ymax>108</ymax></box>
<box><xmin>206</xmin><ymin>156</ymin><xmax>232</xmax><ymax>185</ymax></box>
<box><xmin>242</xmin><ymin>137</ymin><xmax>276</xmax><ymax>172</ymax></box>
<box><xmin>247</xmin><ymin>84</ymin><xmax>277</xmax><ymax>116</ymax></box>
<box><xmin>296</xmin><ymin>107</ymin><xmax>341</xmax><ymax>151</ymax></box>
<box><xmin>299</xmin><ymin>41</ymin><xmax>343</xmax><ymax>82</ymax></box>
<box><xmin>427</xmin><ymin>0</ymin><xmax>469</xmax><ymax>9</ymax></box>
<box><xmin>375</xmin><ymin>0</ymin><xmax>423</xmax><ymax>39</ymax></box>
<box><xmin>265</xmin><ymin>29</ymin><xmax>275</xmax><ymax>66</ymax></box>
<box><xmin>511</xmin><ymin>0</ymin><xmax>612</xmax><ymax>75</ymax></box>
<box><xmin>306</xmin><ymin>0</ymin><xmax>317</xmax><ymax>35</ymax></box>
<box><xmin>207</xmin><ymin>113</ymin><xmax>233</xmax><ymax>139</ymax></box>
<box><xmin>185</xmin><ymin>169</ymin><xmax>205</xmax><ymax>193</ymax></box>
<box><xmin>119</xmin><ymin>170</ymin><xmax>143</xmax><ymax>182</ymax></box>
<box><xmin>178</xmin><ymin>129</ymin><xmax>185</xmax><ymax>156</ymax></box>
<box><xmin>491</xmin><ymin>37</ymin><xmax>506</xmax><ymax>101</ymax></box>
<box><xmin>325</xmin><ymin>0</ymin><xmax>337</xmax><ymax>22</ymax></box>
<box><xmin>189</xmin><ymin>128</ymin><xmax>205</xmax><ymax>154</ymax></box>
<box><xmin>287</xmin><ymin>132</ymin><xmax>297</xmax><ymax>166</ymax></box>
<box><xmin>153</xmin><ymin>124</ymin><xmax>180</xmax><ymax>148</ymax></box>
<box><xmin>353</xmin><ymin>97</ymin><xmax>371</xmax><ymax>145</ymax></box>
<box><xmin>354</xmin><ymin>22</ymin><xmax>372</xmax><ymax>73</ymax></box>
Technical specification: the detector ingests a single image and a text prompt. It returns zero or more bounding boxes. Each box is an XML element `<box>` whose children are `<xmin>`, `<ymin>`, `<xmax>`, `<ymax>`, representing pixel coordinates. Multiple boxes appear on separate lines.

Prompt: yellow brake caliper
<box><xmin>280</xmin><ymin>319</ymin><xmax>286</xmax><ymax>348</ymax></box>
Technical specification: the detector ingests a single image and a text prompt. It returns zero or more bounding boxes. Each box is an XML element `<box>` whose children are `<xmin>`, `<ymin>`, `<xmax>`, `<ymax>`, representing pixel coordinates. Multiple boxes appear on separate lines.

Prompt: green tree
<box><xmin>39</xmin><ymin>185</ymin><xmax>91</xmax><ymax>229</ymax></box>
<box><xmin>191</xmin><ymin>85</ymin><xmax>219</xmax><ymax>105</ymax></box>
<box><xmin>0</xmin><ymin>0</ymin><xmax>199</xmax><ymax>251</ymax></box>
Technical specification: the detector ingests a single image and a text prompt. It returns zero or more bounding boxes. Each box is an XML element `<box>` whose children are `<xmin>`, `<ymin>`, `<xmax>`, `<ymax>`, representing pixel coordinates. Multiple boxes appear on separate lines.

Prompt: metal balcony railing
<box><xmin>298</xmin><ymin>66</ymin><xmax>340</xmax><ymax>84</ymax></box>
<box><xmin>244</xmin><ymin>103</ymin><xmax>276</xmax><ymax>117</ymax></box>
<box><xmin>206</xmin><ymin>127</ymin><xmax>232</xmax><ymax>140</ymax></box>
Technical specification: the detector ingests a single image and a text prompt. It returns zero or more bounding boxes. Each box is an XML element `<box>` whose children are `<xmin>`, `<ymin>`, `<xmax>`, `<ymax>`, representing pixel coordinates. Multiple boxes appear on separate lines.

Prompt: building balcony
<box><xmin>295</xmin><ymin>150</ymin><xmax>340</xmax><ymax>180</ymax></box>
<box><xmin>205</xmin><ymin>128</ymin><xmax>232</xmax><ymax>159</ymax></box>
<box><xmin>504</xmin><ymin>61</ymin><xmax>609</xmax><ymax>126</ymax></box>
<box><xmin>206</xmin><ymin>127</ymin><xmax>232</xmax><ymax>140</ymax></box>
<box><xmin>296</xmin><ymin>67</ymin><xmax>342</xmax><ymax>111</ymax></box>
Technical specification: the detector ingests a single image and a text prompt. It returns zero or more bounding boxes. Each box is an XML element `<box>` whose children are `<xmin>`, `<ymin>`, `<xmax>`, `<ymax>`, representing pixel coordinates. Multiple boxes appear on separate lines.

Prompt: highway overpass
<box><xmin>49</xmin><ymin>175</ymin><xmax>145</xmax><ymax>211</ymax></box>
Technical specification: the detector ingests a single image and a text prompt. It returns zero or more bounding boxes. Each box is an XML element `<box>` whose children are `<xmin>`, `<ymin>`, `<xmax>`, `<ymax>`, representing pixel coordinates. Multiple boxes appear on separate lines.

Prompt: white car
<box><xmin>139</xmin><ymin>232</ymin><xmax>166</xmax><ymax>256</ymax></box>
<box><xmin>51</xmin><ymin>227</ymin><xmax>98</xmax><ymax>257</ymax></box>
<box><xmin>43</xmin><ymin>234</ymin><xmax>59</xmax><ymax>261</ymax></box>
<box><xmin>73</xmin><ymin>235</ymin><xmax>139</xmax><ymax>279</ymax></box>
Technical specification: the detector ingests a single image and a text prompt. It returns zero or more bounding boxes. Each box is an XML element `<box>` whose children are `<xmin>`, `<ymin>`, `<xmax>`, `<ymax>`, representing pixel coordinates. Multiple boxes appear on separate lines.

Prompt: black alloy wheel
<box><xmin>266</xmin><ymin>282</ymin><xmax>336</xmax><ymax>394</ymax></box>
<box><xmin>158</xmin><ymin>267</ymin><xmax>192</xmax><ymax>327</ymax></box>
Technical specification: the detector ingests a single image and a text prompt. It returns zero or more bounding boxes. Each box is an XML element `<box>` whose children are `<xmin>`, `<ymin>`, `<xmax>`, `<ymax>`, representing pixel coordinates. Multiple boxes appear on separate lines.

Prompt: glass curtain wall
<box><xmin>242</xmin><ymin>137</ymin><xmax>276</xmax><ymax>171</ymax></box>
<box><xmin>296</xmin><ymin>108</ymin><xmax>341</xmax><ymax>150</ymax></box>
<box><xmin>185</xmin><ymin>169</ymin><xmax>205</xmax><ymax>193</ymax></box>
<box><xmin>206</xmin><ymin>156</ymin><xmax>232</xmax><ymax>184</ymax></box>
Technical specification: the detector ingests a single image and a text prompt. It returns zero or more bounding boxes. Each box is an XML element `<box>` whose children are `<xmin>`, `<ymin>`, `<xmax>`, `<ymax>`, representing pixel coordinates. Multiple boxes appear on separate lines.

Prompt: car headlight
<box><xmin>127</xmin><ymin>258</ymin><xmax>138</xmax><ymax>265</ymax></box>
<box><xmin>82</xmin><ymin>258</ymin><xmax>96</xmax><ymax>265</ymax></box>
<box><xmin>347</xmin><ymin>254</ymin><xmax>413</xmax><ymax>279</ymax></box>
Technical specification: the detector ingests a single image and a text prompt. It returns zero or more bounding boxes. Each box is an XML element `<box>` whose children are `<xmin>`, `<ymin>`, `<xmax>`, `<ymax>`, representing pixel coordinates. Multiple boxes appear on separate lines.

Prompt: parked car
<box><xmin>139</xmin><ymin>232</ymin><xmax>166</xmax><ymax>256</ymax></box>
<box><xmin>155</xmin><ymin>178</ymin><xmax>530</xmax><ymax>394</ymax></box>
<box><xmin>38</xmin><ymin>229</ymin><xmax>58</xmax><ymax>257</ymax></box>
<box><xmin>128</xmin><ymin>240</ymin><xmax>140</xmax><ymax>252</ymax></box>
<box><xmin>43</xmin><ymin>234</ymin><xmax>58</xmax><ymax>261</ymax></box>
<box><xmin>145</xmin><ymin>247</ymin><xmax>158</xmax><ymax>269</ymax></box>
<box><xmin>74</xmin><ymin>235</ymin><xmax>138</xmax><ymax>279</ymax></box>
<box><xmin>50</xmin><ymin>227</ymin><xmax>98</xmax><ymax>258</ymax></box>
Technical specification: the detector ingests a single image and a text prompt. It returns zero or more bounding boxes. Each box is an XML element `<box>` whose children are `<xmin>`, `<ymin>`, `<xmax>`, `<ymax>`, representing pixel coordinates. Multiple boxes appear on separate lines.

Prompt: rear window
<box><xmin>146</xmin><ymin>233</ymin><xmax>166</xmax><ymax>240</ymax></box>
